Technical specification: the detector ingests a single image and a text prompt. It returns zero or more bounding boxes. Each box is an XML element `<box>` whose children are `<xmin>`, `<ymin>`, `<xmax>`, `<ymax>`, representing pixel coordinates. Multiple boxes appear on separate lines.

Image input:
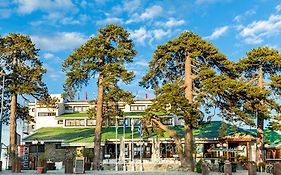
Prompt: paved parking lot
<box><xmin>0</xmin><ymin>170</ymin><xmax>271</xmax><ymax>175</ymax></box>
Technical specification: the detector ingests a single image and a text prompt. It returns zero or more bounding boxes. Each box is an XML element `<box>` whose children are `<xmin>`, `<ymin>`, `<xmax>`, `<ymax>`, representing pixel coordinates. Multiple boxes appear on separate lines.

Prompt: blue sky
<box><xmin>1</xmin><ymin>0</ymin><xmax>281</xmax><ymax>100</ymax></box>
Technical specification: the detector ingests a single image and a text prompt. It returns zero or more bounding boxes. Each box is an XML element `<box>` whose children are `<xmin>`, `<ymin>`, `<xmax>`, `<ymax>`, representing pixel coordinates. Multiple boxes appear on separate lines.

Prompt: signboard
<box><xmin>74</xmin><ymin>158</ymin><xmax>85</xmax><ymax>174</ymax></box>
<box><xmin>22</xmin><ymin>145</ymin><xmax>29</xmax><ymax>169</ymax></box>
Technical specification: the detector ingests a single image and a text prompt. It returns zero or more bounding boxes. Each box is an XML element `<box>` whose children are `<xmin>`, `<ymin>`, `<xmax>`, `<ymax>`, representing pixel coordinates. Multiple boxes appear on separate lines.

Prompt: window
<box><xmin>38</xmin><ymin>112</ymin><xmax>56</xmax><ymax>116</ymax></box>
<box><xmin>57</xmin><ymin>120</ymin><xmax>63</xmax><ymax>125</ymax></box>
<box><xmin>160</xmin><ymin>143</ymin><xmax>176</xmax><ymax>158</ymax></box>
<box><xmin>65</xmin><ymin>106</ymin><xmax>73</xmax><ymax>110</ymax></box>
<box><xmin>30</xmin><ymin>108</ymin><xmax>35</xmax><ymax>112</ymax></box>
<box><xmin>130</xmin><ymin>105</ymin><xmax>146</xmax><ymax>111</ymax></box>
<box><xmin>73</xmin><ymin>106</ymin><xmax>89</xmax><ymax>112</ymax></box>
<box><xmin>55</xmin><ymin>143</ymin><xmax>65</xmax><ymax>149</ymax></box>
<box><xmin>65</xmin><ymin>119</ymin><xmax>85</xmax><ymax>126</ymax></box>
<box><xmin>162</xmin><ymin>118</ymin><xmax>173</xmax><ymax>125</ymax></box>
<box><xmin>86</xmin><ymin>119</ymin><xmax>96</xmax><ymax>126</ymax></box>
<box><xmin>29</xmin><ymin>145</ymin><xmax>45</xmax><ymax>153</ymax></box>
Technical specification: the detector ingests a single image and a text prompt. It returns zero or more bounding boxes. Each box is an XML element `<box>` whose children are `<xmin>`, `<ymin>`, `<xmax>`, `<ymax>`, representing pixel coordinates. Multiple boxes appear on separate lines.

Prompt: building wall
<box><xmin>249</xmin><ymin>141</ymin><xmax>256</xmax><ymax>162</ymax></box>
<box><xmin>44</xmin><ymin>143</ymin><xmax>76</xmax><ymax>162</ymax></box>
<box><xmin>35</xmin><ymin>116</ymin><xmax>57</xmax><ymax>129</ymax></box>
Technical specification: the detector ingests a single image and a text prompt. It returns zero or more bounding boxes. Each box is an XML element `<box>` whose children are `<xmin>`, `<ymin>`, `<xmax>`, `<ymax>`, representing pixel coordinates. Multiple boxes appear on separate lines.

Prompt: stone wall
<box><xmin>44</xmin><ymin>143</ymin><xmax>76</xmax><ymax>162</ymax></box>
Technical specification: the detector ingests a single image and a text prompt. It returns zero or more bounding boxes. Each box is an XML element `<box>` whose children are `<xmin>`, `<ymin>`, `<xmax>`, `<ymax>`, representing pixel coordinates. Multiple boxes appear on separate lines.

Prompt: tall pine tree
<box><xmin>63</xmin><ymin>24</ymin><xmax>136</xmax><ymax>170</ymax></box>
<box><xmin>0</xmin><ymin>33</ymin><xmax>48</xmax><ymax>171</ymax></box>
<box><xmin>140</xmin><ymin>31</ymin><xmax>268</xmax><ymax>171</ymax></box>
<box><xmin>236</xmin><ymin>47</ymin><xmax>281</xmax><ymax>163</ymax></box>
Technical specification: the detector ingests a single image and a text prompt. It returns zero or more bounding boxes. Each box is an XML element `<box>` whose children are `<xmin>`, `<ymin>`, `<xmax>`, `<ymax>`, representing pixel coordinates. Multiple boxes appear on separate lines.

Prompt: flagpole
<box><xmin>131</xmin><ymin>119</ymin><xmax>134</xmax><ymax>171</ymax></box>
<box><xmin>139</xmin><ymin>122</ymin><xmax>143</xmax><ymax>171</ymax></box>
<box><xmin>115</xmin><ymin>116</ymin><xmax>118</xmax><ymax>171</ymax></box>
<box><xmin>123</xmin><ymin>118</ymin><xmax>126</xmax><ymax>171</ymax></box>
<box><xmin>140</xmin><ymin>124</ymin><xmax>143</xmax><ymax>171</ymax></box>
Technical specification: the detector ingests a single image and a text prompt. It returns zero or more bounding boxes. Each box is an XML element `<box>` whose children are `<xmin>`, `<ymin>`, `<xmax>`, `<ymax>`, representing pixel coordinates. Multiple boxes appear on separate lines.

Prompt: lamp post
<box><xmin>0</xmin><ymin>72</ymin><xmax>5</xmax><ymax>163</ymax></box>
<box><xmin>31</xmin><ymin>139</ymin><xmax>44</xmax><ymax>168</ymax></box>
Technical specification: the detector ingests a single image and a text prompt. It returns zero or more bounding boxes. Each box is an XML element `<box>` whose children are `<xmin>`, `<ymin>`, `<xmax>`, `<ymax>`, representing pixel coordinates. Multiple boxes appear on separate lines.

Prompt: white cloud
<box><xmin>96</xmin><ymin>17</ymin><xmax>124</xmax><ymax>26</ymax></box>
<box><xmin>43</xmin><ymin>53</ymin><xmax>62</xmax><ymax>62</ymax></box>
<box><xmin>130</xmin><ymin>27</ymin><xmax>170</xmax><ymax>45</ymax></box>
<box><xmin>43</xmin><ymin>53</ymin><xmax>55</xmax><ymax>59</ymax></box>
<box><xmin>276</xmin><ymin>4</ymin><xmax>281</xmax><ymax>12</ymax></box>
<box><xmin>130</xmin><ymin>27</ymin><xmax>152</xmax><ymax>44</ymax></box>
<box><xmin>135</xmin><ymin>61</ymin><xmax>148</xmax><ymax>67</ymax></box>
<box><xmin>164</xmin><ymin>18</ymin><xmax>185</xmax><ymax>28</ymax></box>
<box><xmin>234</xmin><ymin>9</ymin><xmax>256</xmax><ymax>23</ymax></box>
<box><xmin>31</xmin><ymin>32</ymin><xmax>88</xmax><ymax>52</ymax></box>
<box><xmin>239</xmin><ymin>15</ymin><xmax>281</xmax><ymax>44</ymax></box>
<box><xmin>195</xmin><ymin>0</ymin><xmax>226</xmax><ymax>5</ymax></box>
<box><xmin>205</xmin><ymin>26</ymin><xmax>229</xmax><ymax>40</ymax></box>
<box><xmin>126</xmin><ymin>5</ymin><xmax>163</xmax><ymax>24</ymax></box>
<box><xmin>15</xmin><ymin>0</ymin><xmax>76</xmax><ymax>14</ymax></box>
<box><xmin>152</xmin><ymin>29</ymin><xmax>170</xmax><ymax>40</ymax></box>
<box><xmin>155</xmin><ymin>18</ymin><xmax>185</xmax><ymax>28</ymax></box>
<box><xmin>140</xmin><ymin>5</ymin><xmax>162</xmax><ymax>20</ymax></box>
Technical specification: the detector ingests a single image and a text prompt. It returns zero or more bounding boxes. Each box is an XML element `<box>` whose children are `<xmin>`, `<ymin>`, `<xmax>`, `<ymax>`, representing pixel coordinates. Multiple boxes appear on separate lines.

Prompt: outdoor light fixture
<box><xmin>32</xmin><ymin>139</ymin><xmax>44</xmax><ymax>168</ymax></box>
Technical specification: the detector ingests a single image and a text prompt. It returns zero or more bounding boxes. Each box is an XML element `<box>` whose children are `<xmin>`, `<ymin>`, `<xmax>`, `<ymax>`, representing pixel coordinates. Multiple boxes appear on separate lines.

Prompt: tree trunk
<box><xmin>93</xmin><ymin>74</ymin><xmax>104</xmax><ymax>170</ymax></box>
<box><xmin>256</xmin><ymin>65</ymin><xmax>264</xmax><ymax>164</ymax></box>
<box><xmin>184</xmin><ymin>55</ymin><xmax>195</xmax><ymax>171</ymax></box>
<box><xmin>184</xmin><ymin>124</ymin><xmax>194</xmax><ymax>171</ymax></box>
<box><xmin>185</xmin><ymin>55</ymin><xmax>193</xmax><ymax>102</ymax></box>
<box><xmin>10</xmin><ymin>51</ymin><xmax>17</xmax><ymax>171</ymax></box>
<box><xmin>9</xmin><ymin>93</ymin><xmax>17</xmax><ymax>171</ymax></box>
<box><xmin>151</xmin><ymin>118</ymin><xmax>187</xmax><ymax>166</ymax></box>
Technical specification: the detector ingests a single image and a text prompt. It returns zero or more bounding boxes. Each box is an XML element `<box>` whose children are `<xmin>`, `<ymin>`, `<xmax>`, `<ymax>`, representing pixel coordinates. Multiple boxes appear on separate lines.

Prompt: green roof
<box><xmin>123</xmin><ymin>112</ymin><xmax>145</xmax><ymax>116</ymax></box>
<box><xmin>24</xmin><ymin>127</ymin><xmax>149</xmax><ymax>143</ymax></box>
<box><xmin>23</xmin><ymin>121</ymin><xmax>272</xmax><ymax>144</ymax></box>
<box><xmin>248</xmin><ymin>129</ymin><xmax>281</xmax><ymax>143</ymax></box>
<box><xmin>193</xmin><ymin>121</ymin><xmax>254</xmax><ymax>139</ymax></box>
<box><xmin>58</xmin><ymin>112</ymin><xmax>88</xmax><ymax>118</ymax></box>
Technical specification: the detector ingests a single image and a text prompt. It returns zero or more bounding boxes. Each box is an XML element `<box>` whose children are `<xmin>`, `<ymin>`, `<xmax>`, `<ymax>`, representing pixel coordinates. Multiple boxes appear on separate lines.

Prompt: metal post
<box><xmin>140</xmin><ymin>139</ymin><xmax>143</xmax><ymax>171</ymax></box>
<box><xmin>131</xmin><ymin>119</ymin><xmax>134</xmax><ymax>171</ymax></box>
<box><xmin>36</xmin><ymin>144</ymin><xmax>38</xmax><ymax>168</ymax></box>
<box><xmin>115</xmin><ymin>117</ymin><xmax>118</xmax><ymax>171</ymax></box>
<box><xmin>0</xmin><ymin>73</ymin><xmax>5</xmax><ymax>161</ymax></box>
<box><xmin>123</xmin><ymin>119</ymin><xmax>126</xmax><ymax>171</ymax></box>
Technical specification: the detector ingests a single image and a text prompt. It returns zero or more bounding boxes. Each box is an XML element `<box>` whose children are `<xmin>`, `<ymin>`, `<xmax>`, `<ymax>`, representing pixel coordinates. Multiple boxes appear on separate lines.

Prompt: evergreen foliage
<box><xmin>63</xmin><ymin>24</ymin><xmax>136</xmax><ymax>170</ymax></box>
<box><xmin>140</xmin><ymin>31</ymin><xmax>270</xmax><ymax>171</ymax></box>
<box><xmin>0</xmin><ymin>33</ymin><xmax>49</xmax><ymax>169</ymax></box>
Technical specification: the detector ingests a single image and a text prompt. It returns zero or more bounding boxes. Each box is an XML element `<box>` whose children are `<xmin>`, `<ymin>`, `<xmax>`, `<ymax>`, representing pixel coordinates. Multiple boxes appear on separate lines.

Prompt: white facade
<box><xmin>26</xmin><ymin>94</ymin><xmax>157</xmax><ymax>133</ymax></box>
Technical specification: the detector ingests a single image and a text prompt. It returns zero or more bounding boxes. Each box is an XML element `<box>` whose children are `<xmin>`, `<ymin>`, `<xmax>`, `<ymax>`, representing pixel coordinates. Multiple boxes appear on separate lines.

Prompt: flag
<box><xmin>138</xmin><ymin>122</ymin><xmax>142</xmax><ymax>137</ymax></box>
<box><xmin>78</xmin><ymin>93</ymin><xmax>80</xmax><ymax>100</ymax></box>
<box><xmin>123</xmin><ymin>118</ymin><xmax>126</xmax><ymax>129</ymax></box>
<box><xmin>131</xmin><ymin>119</ymin><xmax>134</xmax><ymax>132</ymax></box>
<box><xmin>85</xmin><ymin>92</ymin><xmax>88</xmax><ymax>100</ymax></box>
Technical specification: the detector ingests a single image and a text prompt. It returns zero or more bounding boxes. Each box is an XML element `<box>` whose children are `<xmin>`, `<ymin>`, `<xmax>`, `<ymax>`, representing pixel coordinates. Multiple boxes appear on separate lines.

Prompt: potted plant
<box><xmin>37</xmin><ymin>154</ymin><xmax>46</xmax><ymax>174</ymax></box>
<box><xmin>258</xmin><ymin>162</ymin><xmax>266</xmax><ymax>172</ymax></box>
<box><xmin>195</xmin><ymin>159</ymin><xmax>203</xmax><ymax>173</ymax></box>
<box><xmin>83</xmin><ymin>148</ymin><xmax>94</xmax><ymax>171</ymax></box>
<box><xmin>64</xmin><ymin>149</ymin><xmax>75</xmax><ymax>173</ymax></box>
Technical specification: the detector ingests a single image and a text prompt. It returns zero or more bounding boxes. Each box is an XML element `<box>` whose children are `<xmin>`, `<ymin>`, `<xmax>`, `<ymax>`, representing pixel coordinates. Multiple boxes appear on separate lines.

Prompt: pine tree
<box><xmin>236</xmin><ymin>47</ymin><xmax>281</xmax><ymax>163</ymax></box>
<box><xmin>0</xmin><ymin>33</ymin><xmax>48</xmax><ymax>171</ymax></box>
<box><xmin>63</xmin><ymin>24</ymin><xmax>136</xmax><ymax>170</ymax></box>
<box><xmin>140</xmin><ymin>31</ymin><xmax>267</xmax><ymax>171</ymax></box>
